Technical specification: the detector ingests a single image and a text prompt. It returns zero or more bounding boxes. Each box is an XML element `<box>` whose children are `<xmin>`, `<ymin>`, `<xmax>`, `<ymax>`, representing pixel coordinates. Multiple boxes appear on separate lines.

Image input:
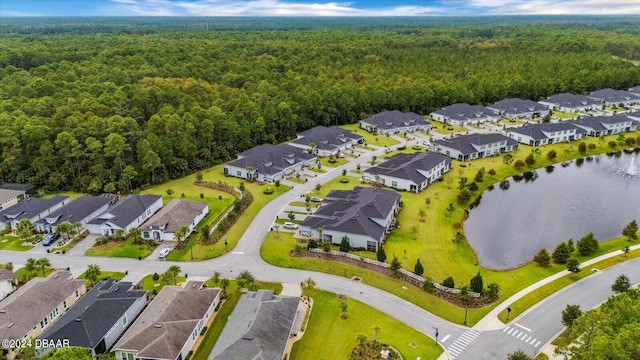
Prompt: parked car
<box><xmin>310</xmin><ymin>197</ymin><xmax>323</xmax><ymax>202</ymax></box>
<box><xmin>385</xmin><ymin>148</ymin><xmax>392</xmax><ymax>153</ymax></box>
<box><xmin>283</xmin><ymin>222</ymin><xmax>299</xmax><ymax>230</ymax></box>
<box><xmin>158</xmin><ymin>248</ymin><xmax>171</xmax><ymax>259</ymax></box>
<box><xmin>422</xmin><ymin>140</ymin><xmax>431</xmax><ymax>146</ymax></box>
<box><xmin>42</xmin><ymin>233</ymin><xmax>61</xmax><ymax>246</ymax></box>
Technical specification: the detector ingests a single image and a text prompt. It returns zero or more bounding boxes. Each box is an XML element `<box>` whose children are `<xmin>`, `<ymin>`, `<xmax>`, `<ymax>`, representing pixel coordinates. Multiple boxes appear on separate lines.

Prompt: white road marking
<box><xmin>535</xmin><ymin>341</ymin><xmax>541</xmax><ymax>347</ymax></box>
<box><xmin>516</xmin><ymin>333</ymin><xmax>523</xmax><ymax>339</ymax></box>
<box><xmin>511</xmin><ymin>330</ymin><xmax>520</xmax><ymax>337</ymax></box>
<box><xmin>524</xmin><ymin>336</ymin><xmax>531</xmax><ymax>342</ymax></box>
<box><xmin>231</xmin><ymin>251</ymin><xmax>244</xmax><ymax>254</ymax></box>
<box><xmin>514</xmin><ymin>323</ymin><xmax>532</xmax><ymax>332</ymax></box>
<box><xmin>507</xmin><ymin>328</ymin><xmax>515</xmax><ymax>335</ymax></box>
<box><xmin>529</xmin><ymin>338</ymin><xmax>537</xmax><ymax>344</ymax></box>
<box><xmin>503</xmin><ymin>326</ymin><xmax>509</xmax><ymax>332</ymax></box>
<box><xmin>440</xmin><ymin>334</ymin><xmax>451</xmax><ymax>343</ymax></box>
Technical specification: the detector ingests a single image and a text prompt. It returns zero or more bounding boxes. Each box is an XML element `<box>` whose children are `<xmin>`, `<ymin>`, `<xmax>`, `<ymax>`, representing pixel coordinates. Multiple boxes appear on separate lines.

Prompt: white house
<box><xmin>506</xmin><ymin>122</ymin><xmax>586</xmax><ymax>146</ymax></box>
<box><xmin>300</xmin><ymin>187</ymin><xmax>400</xmax><ymax>252</ymax></box>
<box><xmin>569</xmin><ymin>115</ymin><xmax>637</xmax><ymax>137</ymax></box>
<box><xmin>433</xmin><ymin>133</ymin><xmax>518</xmax><ymax>161</ymax></box>
<box><xmin>87</xmin><ymin>194</ymin><xmax>163</xmax><ymax>236</ymax></box>
<box><xmin>363</xmin><ymin>152</ymin><xmax>451</xmax><ymax>193</ymax></box>
<box><xmin>290</xmin><ymin>125</ymin><xmax>364</xmax><ymax>156</ymax></box>
<box><xmin>0</xmin><ymin>189</ymin><xmax>25</xmax><ymax>211</ymax></box>
<box><xmin>359</xmin><ymin>110</ymin><xmax>432</xmax><ymax>135</ymax></box>
<box><xmin>140</xmin><ymin>199</ymin><xmax>209</xmax><ymax>242</ymax></box>
<box><xmin>538</xmin><ymin>93</ymin><xmax>600</xmax><ymax>113</ymax></box>
<box><xmin>487</xmin><ymin>98</ymin><xmax>551</xmax><ymax>120</ymax></box>
<box><xmin>0</xmin><ymin>269</ymin><xmax>16</xmax><ymax>300</ymax></box>
<box><xmin>0</xmin><ymin>195</ymin><xmax>68</xmax><ymax>231</ymax></box>
<box><xmin>588</xmin><ymin>88</ymin><xmax>640</xmax><ymax>107</ymax></box>
<box><xmin>34</xmin><ymin>195</ymin><xmax>116</xmax><ymax>234</ymax></box>
<box><xmin>430</xmin><ymin>103</ymin><xmax>499</xmax><ymax>126</ymax></box>
<box><xmin>113</xmin><ymin>285</ymin><xmax>220</xmax><ymax>360</ymax></box>
<box><xmin>223</xmin><ymin>144</ymin><xmax>317</xmax><ymax>183</ymax></box>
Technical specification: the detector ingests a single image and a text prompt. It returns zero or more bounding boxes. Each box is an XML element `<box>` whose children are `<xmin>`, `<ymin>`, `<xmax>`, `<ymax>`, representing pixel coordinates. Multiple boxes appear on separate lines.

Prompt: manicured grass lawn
<box><xmin>85</xmin><ymin>238</ymin><xmax>154</xmax><ymax>259</ymax></box>
<box><xmin>140</xmin><ymin>273</ymin><xmax>187</xmax><ymax>293</ymax></box>
<box><xmin>310</xmin><ymin>167</ymin><xmax>327</xmax><ymax>174</ymax></box>
<box><xmin>289</xmin><ymin>177</ymin><xmax>306</xmax><ymax>184</ymax></box>
<box><xmin>0</xmin><ymin>235</ymin><xmax>34</xmax><ymax>251</ymax></box>
<box><xmin>290</xmin><ymin>290</ymin><xmax>442</xmax><ymax>360</ymax></box>
<box><xmin>320</xmin><ymin>156</ymin><xmax>348</xmax><ymax>167</ymax></box>
<box><xmin>78</xmin><ymin>271</ymin><xmax>126</xmax><ymax>283</ymax></box>
<box><xmin>430</xmin><ymin>122</ymin><xmax>467</xmax><ymax>135</ymax></box>
<box><xmin>497</xmin><ymin>247</ymin><xmax>640</xmax><ymax>323</ymax></box>
<box><xmin>340</xmin><ymin>124</ymin><xmax>400</xmax><ymax>147</ymax></box>
<box><xmin>535</xmin><ymin>353</ymin><xmax>549</xmax><ymax>360</ymax></box>
<box><xmin>553</xmin><ymin>110</ymin><xmax>578</xmax><ymax>119</ymax></box>
<box><xmin>313</xmin><ymin>176</ymin><xmax>363</xmax><ymax>198</ymax></box>
<box><xmin>15</xmin><ymin>266</ymin><xmax>55</xmax><ymax>283</ymax></box>
<box><xmin>501</xmin><ymin>118</ymin><xmax>525</xmax><ymax>126</ymax></box>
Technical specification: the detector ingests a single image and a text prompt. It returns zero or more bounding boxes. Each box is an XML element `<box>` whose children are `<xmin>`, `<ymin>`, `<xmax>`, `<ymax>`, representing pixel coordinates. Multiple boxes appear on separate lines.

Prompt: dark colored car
<box><xmin>42</xmin><ymin>233</ymin><xmax>61</xmax><ymax>246</ymax></box>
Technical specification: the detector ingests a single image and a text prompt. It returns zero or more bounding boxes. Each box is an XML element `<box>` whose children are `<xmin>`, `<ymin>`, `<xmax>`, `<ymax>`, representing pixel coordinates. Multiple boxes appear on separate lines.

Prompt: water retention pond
<box><xmin>464</xmin><ymin>150</ymin><xmax>640</xmax><ymax>270</ymax></box>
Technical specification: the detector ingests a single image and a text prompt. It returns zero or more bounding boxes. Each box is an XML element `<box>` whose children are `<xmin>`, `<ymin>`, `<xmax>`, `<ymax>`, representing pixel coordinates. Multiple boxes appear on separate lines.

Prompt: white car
<box><xmin>158</xmin><ymin>248</ymin><xmax>170</xmax><ymax>259</ymax></box>
<box><xmin>310</xmin><ymin>197</ymin><xmax>323</xmax><ymax>202</ymax></box>
<box><xmin>422</xmin><ymin>140</ymin><xmax>431</xmax><ymax>146</ymax></box>
<box><xmin>283</xmin><ymin>222</ymin><xmax>299</xmax><ymax>230</ymax></box>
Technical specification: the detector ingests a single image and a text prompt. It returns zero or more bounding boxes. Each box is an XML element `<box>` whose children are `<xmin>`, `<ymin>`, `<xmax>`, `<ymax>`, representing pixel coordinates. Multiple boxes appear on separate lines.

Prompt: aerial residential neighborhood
<box><xmin>2</xmin><ymin>13</ymin><xmax>640</xmax><ymax>360</ymax></box>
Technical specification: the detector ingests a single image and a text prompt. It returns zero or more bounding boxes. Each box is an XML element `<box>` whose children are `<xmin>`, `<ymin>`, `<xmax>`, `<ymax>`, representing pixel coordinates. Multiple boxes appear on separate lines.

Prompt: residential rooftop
<box><xmin>431</xmin><ymin>103</ymin><xmax>497</xmax><ymax>121</ymax></box>
<box><xmin>540</xmin><ymin>93</ymin><xmax>599</xmax><ymax>108</ymax></box>
<box><xmin>0</xmin><ymin>189</ymin><xmax>25</xmax><ymax>205</ymax></box>
<box><xmin>488</xmin><ymin>98</ymin><xmax>550</xmax><ymax>115</ymax></box>
<box><xmin>508</xmin><ymin>122</ymin><xmax>583</xmax><ymax>140</ymax></box>
<box><xmin>364</xmin><ymin>152</ymin><xmax>451</xmax><ymax>184</ymax></box>
<box><xmin>140</xmin><ymin>199</ymin><xmax>208</xmax><ymax>234</ymax></box>
<box><xmin>292</xmin><ymin>125</ymin><xmax>363</xmax><ymax>152</ymax></box>
<box><xmin>434</xmin><ymin>133</ymin><xmax>518</xmax><ymax>155</ymax></box>
<box><xmin>360</xmin><ymin>110</ymin><xmax>431</xmax><ymax>130</ymax></box>
<box><xmin>589</xmin><ymin>88</ymin><xmax>640</xmax><ymax>104</ymax></box>
<box><xmin>0</xmin><ymin>195</ymin><xmax>68</xmax><ymax>223</ymax></box>
<box><xmin>88</xmin><ymin>194</ymin><xmax>162</xmax><ymax>229</ymax></box>
<box><xmin>34</xmin><ymin>195</ymin><xmax>115</xmax><ymax>228</ymax></box>
<box><xmin>229</xmin><ymin>144</ymin><xmax>315</xmax><ymax>176</ymax></box>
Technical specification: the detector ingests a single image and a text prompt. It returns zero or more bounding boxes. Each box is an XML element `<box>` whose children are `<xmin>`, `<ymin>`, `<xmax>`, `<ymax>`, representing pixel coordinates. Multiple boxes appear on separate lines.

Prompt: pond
<box><xmin>464</xmin><ymin>150</ymin><xmax>640</xmax><ymax>270</ymax></box>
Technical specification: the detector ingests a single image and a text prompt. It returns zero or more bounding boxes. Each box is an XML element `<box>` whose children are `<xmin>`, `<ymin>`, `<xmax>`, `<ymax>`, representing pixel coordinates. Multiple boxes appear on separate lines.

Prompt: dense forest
<box><xmin>1</xmin><ymin>17</ymin><xmax>640</xmax><ymax>193</ymax></box>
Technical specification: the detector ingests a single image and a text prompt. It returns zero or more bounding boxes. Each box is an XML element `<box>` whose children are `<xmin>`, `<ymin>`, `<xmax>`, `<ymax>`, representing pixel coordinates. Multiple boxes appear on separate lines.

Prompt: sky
<box><xmin>1</xmin><ymin>0</ymin><xmax>640</xmax><ymax>17</ymax></box>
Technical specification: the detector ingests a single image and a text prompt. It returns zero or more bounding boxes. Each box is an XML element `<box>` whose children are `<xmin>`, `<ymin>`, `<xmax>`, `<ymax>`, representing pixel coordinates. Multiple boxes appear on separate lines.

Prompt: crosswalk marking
<box><xmin>535</xmin><ymin>341</ymin><xmax>541</xmax><ymax>347</ymax></box>
<box><xmin>440</xmin><ymin>334</ymin><xmax>451</xmax><ymax>343</ymax></box>
<box><xmin>447</xmin><ymin>330</ymin><xmax>481</xmax><ymax>359</ymax></box>
<box><xmin>503</xmin><ymin>326</ymin><xmax>540</xmax><ymax>349</ymax></box>
<box><xmin>507</xmin><ymin>328</ymin><xmax>514</xmax><ymax>335</ymax></box>
<box><xmin>514</xmin><ymin>323</ymin><xmax>532</xmax><ymax>332</ymax></box>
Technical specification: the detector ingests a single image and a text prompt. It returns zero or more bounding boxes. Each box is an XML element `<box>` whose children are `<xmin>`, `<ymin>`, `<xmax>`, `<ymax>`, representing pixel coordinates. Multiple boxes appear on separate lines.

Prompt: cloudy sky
<box><xmin>1</xmin><ymin>0</ymin><xmax>639</xmax><ymax>17</ymax></box>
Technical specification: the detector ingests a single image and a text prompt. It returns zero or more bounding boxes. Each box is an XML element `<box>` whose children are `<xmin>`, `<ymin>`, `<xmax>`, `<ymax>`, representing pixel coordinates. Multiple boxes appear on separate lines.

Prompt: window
<box><xmin>121</xmin><ymin>354</ymin><xmax>127</xmax><ymax>360</ymax></box>
<box><xmin>391</xmin><ymin>181</ymin><xmax>397</xmax><ymax>188</ymax></box>
<box><xmin>236</xmin><ymin>170</ymin><xmax>241</xmax><ymax>176</ymax></box>
<box><xmin>40</xmin><ymin>317</ymin><xmax>49</xmax><ymax>329</ymax></box>
<box><xmin>143</xmin><ymin>232</ymin><xmax>149</xmax><ymax>238</ymax></box>
<box><xmin>63</xmin><ymin>300</ymin><xmax>67</xmax><ymax>309</ymax></box>
<box><xmin>122</xmin><ymin>315</ymin><xmax>127</xmax><ymax>326</ymax></box>
<box><xmin>75</xmin><ymin>290</ymin><xmax>79</xmax><ymax>298</ymax></box>
<box><xmin>128</xmin><ymin>353</ymin><xmax>134</xmax><ymax>360</ymax></box>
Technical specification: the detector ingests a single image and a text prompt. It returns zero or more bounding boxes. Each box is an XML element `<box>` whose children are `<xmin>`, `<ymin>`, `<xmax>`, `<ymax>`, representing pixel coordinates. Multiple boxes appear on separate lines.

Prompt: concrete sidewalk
<box><xmin>474</xmin><ymin>244</ymin><xmax>640</xmax><ymax>331</ymax></box>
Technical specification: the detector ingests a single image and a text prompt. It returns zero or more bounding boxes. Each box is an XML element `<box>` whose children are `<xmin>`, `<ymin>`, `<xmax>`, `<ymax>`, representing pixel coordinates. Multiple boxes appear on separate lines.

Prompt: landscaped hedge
<box><xmin>195</xmin><ymin>181</ymin><xmax>253</xmax><ymax>245</ymax></box>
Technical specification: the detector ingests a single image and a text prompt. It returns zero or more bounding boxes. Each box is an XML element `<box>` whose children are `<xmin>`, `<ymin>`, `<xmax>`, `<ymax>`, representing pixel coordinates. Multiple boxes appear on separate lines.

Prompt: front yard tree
<box><xmin>470</xmin><ymin>271</ymin><xmax>483</xmax><ymax>293</ymax></box>
<box><xmin>340</xmin><ymin>297</ymin><xmax>349</xmax><ymax>319</ymax></box>
<box><xmin>576</xmin><ymin>232</ymin><xmax>599</xmax><ymax>256</ymax></box>
<box><xmin>376</xmin><ymin>246</ymin><xmax>387</xmax><ymax>262</ymax></box>
<box><xmin>452</xmin><ymin>232</ymin><xmax>466</xmax><ymax>250</ymax></box>
<box><xmin>487</xmin><ymin>282</ymin><xmax>500</xmax><ymax>301</ymax></box>
<box><xmin>25</xmin><ymin>258</ymin><xmax>37</xmax><ymax>280</ymax></box>
<box><xmin>442</xmin><ymin>276</ymin><xmax>455</xmax><ymax>288</ymax></box>
<box><xmin>502</xmin><ymin>153</ymin><xmax>514</xmax><ymax>167</ymax></box>
<box><xmin>302</xmin><ymin>277</ymin><xmax>316</xmax><ymax>300</ymax></box>
<box><xmin>288</xmin><ymin>211</ymin><xmax>296</xmax><ymax>222</ymax></box>
<box><xmin>547</xmin><ymin>149</ymin><xmax>557</xmax><ymax>160</ymax></box>
<box><xmin>533</xmin><ymin>248</ymin><xmax>551</xmax><ymax>266</ymax></box>
<box><xmin>444</xmin><ymin>203</ymin><xmax>456</xmax><ymax>223</ymax></box>
<box><xmin>622</xmin><ymin>220</ymin><xmax>638</xmax><ymax>241</ymax></box>
<box><xmin>566</xmin><ymin>258</ymin><xmax>581</xmax><ymax>274</ymax></box>
<box><xmin>418</xmin><ymin>209</ymin><xmax>426</xmax><ymax>222</ymax></box>
<box><xmin>274</xmin><ymin>179</ymin><xmax>281</xmax><ymax>191</ymax></box>
<box><xmin>36</xmin><ymin>257</ymin><xmax>51</xmax><ymax>277</ymax></box>
<box><xmin>152</xmin><ymin>272</ymin><xmax>160</xmax><ymax>286</ymax></box>
<box><xmin>128</xmin><ymin>227</ymin><xmax>142</xmax><ymax>245</ymax></box>
<box><xmin>168</xmin><ymin>265</ymin><xmax>182</xmax><ymax>285</ymax></box>
<box><xmin>390</xmin><ymin>256</ymin><xmax>402</xmax><ymax>276</ymax></box>
<box><xmin>612</xmin><ymin>274</ymin><xmax>631</xmax><ymax>293</ymax></box>
<box><xmin>410</xmin><ymin>225</ymin><xmax>419</xmax><ymax>240</ymax></box>
<box><xmin>56</xmin><ymin>221</ymin><xmax>74</xmax><ymax>240</ymax></box>
<box><xmin>507</xmin><ymin>350</ymin><xmax>532</xmax><ymax>360</ymax></box>
<box><xmin>357</xmin><ymin>334</ymin><xmax>367</xmax><ymax>356</ymax></box>
<box><xmin>552</xmin><ymin>242</ymin><xmax>571</xmax><ymax>264</ymax></box>
<box><xmin>85</xmin><ymin>264</ymin><xmax>101</xmax><ymax>286</ymax></box>
<box><xmin>339</xmin><ymin>236</ymin><xmax>350</xmax><ymax>252</ymax></box>
<box><xmin>236</xmin><ymin>270</ymin><xmax>258</xmax><ymax>291</ymax></box>
<box><xmin>414</xmin><ymin>258</ymin><xmax>424</xmax><ymax>276</ymax></box>
<box><xmin>561</xmin><ymin>304</ymin><xmax>582</xmax><ymax>328</ymax></box>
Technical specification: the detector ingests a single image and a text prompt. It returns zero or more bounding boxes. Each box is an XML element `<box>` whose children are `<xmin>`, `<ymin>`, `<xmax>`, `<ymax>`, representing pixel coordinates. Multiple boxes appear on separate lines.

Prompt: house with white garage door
<box><xmin>87</xmin><ymin>194</ymin><xmax>163</xmax><ymax>236</ymax></box>
<box><xmin>223</xmin><ymin>144</ymin><xmax>317</xmax><ymax>182</ymax></box>
<box><xmin>359</xmin><ymin>111</ymin><xmax>432</xmax><ymax>135</ymax></box>
<box><xmin>140</xmin><ymin>199</ymin><xmax>209</xmax><ymax>241</ymax></box>
<box><xmin>430</xmin><ymin>103</ymin><xmax>499</xmax><ymax>126</ymax></box>
<box><xmin>363</xmin><ymin>152</ymin><xmax>451</xmax><ymax>193</ymax></box>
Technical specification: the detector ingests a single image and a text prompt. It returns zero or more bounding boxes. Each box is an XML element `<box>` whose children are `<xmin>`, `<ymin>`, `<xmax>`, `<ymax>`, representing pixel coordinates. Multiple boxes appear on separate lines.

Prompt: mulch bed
<box><xmin>292</xmin><ymin>250</ymin><xmax>495</xmax><ymax>308</ymax></box>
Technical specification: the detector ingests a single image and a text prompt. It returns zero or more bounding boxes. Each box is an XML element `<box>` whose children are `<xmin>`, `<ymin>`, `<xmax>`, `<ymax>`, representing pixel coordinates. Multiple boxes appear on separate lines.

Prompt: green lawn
<box><xmin>501</xmin><ymin>118</ymin><xmax>525</xmax><ymax>126</ymax></box>
<box><xmin>290</xmin><ymin>290</ymin><xmax>442</xmax><ymax>360</ymax></box>
<box><xmin>140</xmin><ymin>273</ymin><xmax>187</xmax><ymax>293</ymax></box>
<box><xmin>320</xmin><ymin>156</ymin><xmax>349</xmax><ymax>167</ymax></box>
<box><xmin>78</xmin><ymin>270</ymin><xmax>126</xmax><ymax>282</ymax></box>
<box><xmin>85</xmin><ymin>238</ymin><xmax>154</xmax><ymax>259</ymax></box>
<box><xmin>289</xmin><ymin>177</ymin><xmax>306</xmax><ymax>184</ymax></box>
<box><xmin>340</xmin><ymin>124</ymin><xmax>400</xmax><ymax>148</ymax></box>
<box><xmin>310</xmin><ymin>167</ymin><xmax>327</xmax><ymax>174</ymax></box>
<box><xmin>0</xmin><ymin>235</ymin><xmax>34</xmax><ymax>251</ymax></box>
<box><xmin>535</xmin><ymin>353</ymin><xmax>550</xmax><ymax>360</ymax></box>
<box><xmin>553</xmin><ymin>110</ymin><xmax>579</xmax><ymax>119</ymax></box>
<box><xmin>15</xmin><ymin>266</ymin><xmax>55</xmax><ymax>284</ymax></box>
<box><xmin>430</xmin><ymin>122</ymin><xmax>467</xmax><ymax>135</ymax></box>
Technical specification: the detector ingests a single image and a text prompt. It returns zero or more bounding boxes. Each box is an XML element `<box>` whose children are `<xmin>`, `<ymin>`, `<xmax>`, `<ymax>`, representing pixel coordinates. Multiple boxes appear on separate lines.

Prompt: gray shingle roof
<box><xmin>88</xmin><ymin>194</ymin><xmax>162</xmax><ymax>229</ymax></box>
<box><xmin>570</xmin><ymin>115</ymin><xmax>632</xmax><ymax>131</ymax></box>
<box><xmin>589</xmin><ymin>88</ymin><xmax>640</xmax><ymax>103</ymax></box>
<box><xmin>0</xmin><ymin>189</ymin><xmax>25</xmax><ymax>205</ymax></box>
<box><xmin>292</xmin><ymin>126</ymin><xmax>363</xmax><ymax>152</ymax></box>
<box><xmin>360</xmin><ymin>111</ymin><xmax>431</xmax><ymax>130</ymax></box>
<box><xmin>229</xmin><ymin>144</ymin><xmax>315</xmax><ymax>176</ymax></box>
<box><xmin>364</xmin><ymin>152</ymin><xmax>451</xmax><ymax>184</ymax></box>
<box><xmin>140</xmin><ymin>199</ymin><xmax>208</xmax><ymax>234</ymax></box>
<box><xmin>0</xmin><ymin>269</ymin><xmax>16</xmax><ymax>282</ymax></box>
<box><xmin>34</xmin><ymin>195</ymin><xmax>116</xmax><ymax>228</ymax></box>
<box><xmin>0</xmin><ymin>195</ymin><xmax>68</xmax><ymax>223</ymax></box>
<box><xmin>508</xmin><ymin>122</ymin><xmax>579</xmax><ymax>140</ymax></box>
<box><xmin>630</xmin><ymin>86</ymin><xmax>640</xmax><ymax>95</ymax></box>
<box><xmin>301</xmin><ymin>187</ymin><xmax>400</xmax><ymax>242</ymax></box>
<box><xmin>434</xmin><ymin>133</ymin><xmax>517</xmax><ymax>155</ymax></box>
<box><xmin>210</xmin><ymin>290</ymin><xmax>299</xmax><ymax>360</ymax></box>
<box><xmin>541</xmin><ymin>93</ymin><xmax>599</xmax><ymax>108</ymax></box>
<box><xmin>0</xmin><ymin>183</ymin><xmax>35</xmax><ymax>192</ymax></box>
<box><xmin>40</xmin><ymin>279</ymin><xmax>147</xmax><ymax>351</ymax></box>
<box><xmin>431</xmin><ymin>103</ymin><xmax>498</xmax><ymax>122</ymax></box>
<box><xmin>0</xmin><ymin>271</ymin><xmax>86</xmax><ymax>340</ymax></box>
<box><xmin>488</xmin><ymin>98</ymin><xmax>550</xmax><ymax>115</ymax></box>
<box><xmin>114</xmin><ymin>286</ymin><xmax>219</xmax><ymax>360</ymax></box>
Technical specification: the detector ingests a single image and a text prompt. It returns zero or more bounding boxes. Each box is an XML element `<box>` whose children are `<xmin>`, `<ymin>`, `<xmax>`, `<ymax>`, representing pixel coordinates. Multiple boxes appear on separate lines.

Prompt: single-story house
<box><xmin>34</xmin><ymin>195</ymin><xmax>116</xmax><ymax>234</ymax></box>
<box><xmin>37</xmin><ymin>279</ymin><xmax>147</xmax><ymax>358</ymax></box>
<box><xmin>0</xmin><ymin>189</ymin><xmax>25</xmax><ymax>211</ymax></box>
<box><xmin>430</xmin><ymin>103</ymin><xmax>499</xmax><ymax>126</ymax></box>
<box><xmin>588</xmin><ymin>88</ymin><xmax>640</xmax><ymax>106</ymax></box>
<box><xmin>223</xmin><ymin>144</ymin><xmax>317</xmax><ymax>182</ymax></box>
<box><xmin>569</xmin><ymin>115</ymin><xmax>637</xmax><ymax>137</ymax></box>
<box><xmin>0</xmin><ymin>195</ymin><xmax>68</xmax><ymax>231</ymax></box>
<box><xmin>0</xmin><ymin>271</ymin><xmax>86</xmax><ymax>358</ymax></box>
<box><xmin>359</xmin><ymin>111</ymin><xmax>432</xmax><ymax>135</ymax></box>
<box><xmin>0</xmin><ymin>269</ymin><xmax>17</xmax><ymax>300</ymax></box>
<box><xmin>300</xmin><ymin>187</ymin><xmax>400</xmax><ymax>252</ymax></box>
<box><xmin>210</xmin><ymin>289</ymin><xmax>299</xmax><ymax>360</ymax></box>
<box><xmin>113</xmin><ymin>285</ymin><xmax>220</xmax><ymax>360</ymax></box>
<box><xmin>87</xmin><ymin>194</ymin><xmax>163</xmax><ymax>236</ymax></box>
<box><xmin>434</xmin><ymin>133</ymin><xmax>518</xmax><ymax>161</ymax></box>
<box><xmin>289</xmin><ymin>126</ymin><xmax>364</xmax><ymax>156</ymax></box>
<box><xmin>363</xmin><ymin>152</ymin><xmax>451</xmax><ymax>193</ymax></box>
<box><xmin>0</xmin><ymin>183</ymin><xmax>35</xmax><ymax>193</ymax></box>
<box><xmin>626</xmin><ymin>111</ymin><xmax>640</xmax><ymax>122</ymax></box>
<box><xmin>538</xmin><ymin>93</ymin><xmax>600</xmax><ymax>113</ymax></box>
<box><xmin>140</xmin><ymin>199</ymin><xmax>209</xmax><ymax>242</ymax></box>
<box><xmin>486</xmin><ymin>98</ymin><xmax>551</xmax><ymax>119</ymax></box>
<box><xmin>506</xmin><ymin>122</ymin><xmax>586</xmax><ymax>146</ymax></box>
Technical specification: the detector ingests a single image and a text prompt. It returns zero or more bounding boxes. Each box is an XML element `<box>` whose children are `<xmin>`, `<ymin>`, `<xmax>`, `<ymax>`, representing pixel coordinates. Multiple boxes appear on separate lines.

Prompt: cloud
<box><xmin>467</xmin><ymin>0</ymin><xmax>640</xmax><ymax>14</ymax></box>
<box><xmin>1</xmin><ymin>10</ymin><xmax>47</xmax><ymax>16</ymax></box>
<box><xmin>104</xmin><ymin>0</ymin><xmax>447</xmax><ymax>16</ymax></box>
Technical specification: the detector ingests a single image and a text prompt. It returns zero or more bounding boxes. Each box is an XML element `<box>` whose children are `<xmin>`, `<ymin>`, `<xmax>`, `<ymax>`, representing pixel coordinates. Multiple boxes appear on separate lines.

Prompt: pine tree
<box><xmin>552</xmin><ymin>242</ymin><xmax>571</xmax><ymax>264</ymax></box>
<box><xmin>376</xmin><ymin>246</ymin><xmax>387</xmax><ymax>262</ymax></box>
<box><xmin>533</xmin><ymin>248</ymin><xmax>551</xmax><ymax>267</ymax></box>
<box><xmin>470</xmin><ymin>271</ymin><xmax>483</xmax><ymax>293</ymax></box>
<box><xmin>414</xmin><ymin>258</ymin><xmax>424</xmax><ymax>276</ymax></box>
<box><xmin>622</xmin><ymin>220</ymin><xmax>638</xmax><ymax>241</ymax></box>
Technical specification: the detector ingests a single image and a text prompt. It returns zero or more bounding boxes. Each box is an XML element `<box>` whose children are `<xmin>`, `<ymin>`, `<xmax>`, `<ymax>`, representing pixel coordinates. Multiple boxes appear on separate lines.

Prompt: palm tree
<box><xmin>17</xmin><ymin>218</ymin><xmax>33</xmax><ymax>242</ymax></box>
<box><xmin>128</xmin><ymin>227</ymin><xmax>142</xmax><ymax>245</ymax></box>
<box><xmin>114</xmin><ymin>229</ymin><xmax>125</xmax><ymax>241</ymax></box>
<box><xmin>173</xmin><ymin>226</ymin><xmax>190</xmax><ymax>242</ymax></box>
<box><xmin>200</xmin><ymin>223</ymin><xmax>212</xmax><ymax>243</ymax></box>
<box><xmin>357</xmin><ymin>334</ymin><xmax>367</xmax><ymax>356</ymax></box>
<box><xmin>168</xmin><ymin>265</ymin><xmax>181</xmax><ymax>285</ymax></box>
<box><xmin>220</xmin><ymin>278</ymin><xmax>230</xmax><ymax>297</ymax></box>
<box><xmin>317</xmin><ymin>227</ymin><xmax>324</xmax><ymax>242</ymax></box>
<box><xmin>373</xmin><ymin>325</ymin><xmax>381</xmax><ymax>347</ymax></box>
<box><xmin>35</xmin><ymin>257</ymin><xmax>51</xmax><ymax>278</ymax></box>
<box><xmin>302</xmin><ymin>277</ymin><xmax>316</xmax><ymax>301</ymax></box>
<box><xmin>85</xmin><ymin>264</ymin><xmax>101</xmax><ymax>287</ymax></box>
<box><xmin>73</xmin><ymin>221</ymin><xmax>83</xmax><ymax>236</ymax></box>
<box><xmin>56</xmin><ymin>221</ymin><xmax>74</xmax><ymax>240</ymax></box>
<box><xmin>25</xmin><ymin>258</ymin><xmax>37</xmax><ymax>280</ymax></box>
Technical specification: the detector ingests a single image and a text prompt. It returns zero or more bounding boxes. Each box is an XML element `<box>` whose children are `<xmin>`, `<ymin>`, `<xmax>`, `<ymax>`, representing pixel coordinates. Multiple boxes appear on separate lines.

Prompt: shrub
<box><xmin>322</xmin><ymin>242</ymin><xmax>331</xmax><ymax>252</ymax></box>
<box><xmin>340</xmin><ymin>178</ymin><xmax>349</xmax><ymax>183</ymax></box>
<box><xmin>546</xmin><ymin>150</ymin><xmax>557</xmax><ymax>160</ymax></box>
<box><xmin>166</xmin><ymin>188</ymin><xmax>174</xmax><ymax>196</ymax></box>
<box><xmin>578</xmin><ymin>142</ymin><xmax>587</xmax><ymax>155</ymax></box>
<box><xmin>470</xmin><ymin>272</ymin><xmax>483</xmax><ymax>293</ymax></box>
<box><xmin>456</xmin><ymin>189</ymin><xmax>471</xmax><ymax>204</ymax></box>
<box><xmin>525</xmin><ymin>154</ymin><xmax>535</xmax><ymax>166</ymax></box>
<box><xmin>609</xmin><ymin>141</ymin><xmax>617</xmax><ymax>148</ymax></box>
<box><xmin>626</xmin><ymin>137</ymin><xmax>636</xmax><ymax>146</ymax></box>
<box><xmin>307</xmin><ymin>239</ymin><xmax>318</xmax><ymax>250</ymax></box>
<box><xmin>588</xmin><ymin>143</ymin><xmax>596</xmax><ymax>150</ymax></box>
<box><xmin>263</xmin><ymin>187</ymin><xmax>274</xmax><ymax>194</ymax></box>
<box><xmin>199</xmin><ymin>326</ymin><xmax>208</xmax><ymax>336</ymax></box>
<box><xmin>442</xmin><ymin>276</ymin><xmax>455</xmax><ymax>288</ymax></box>
<box><xmin>514</xmin><ymin>160</ymin><xmax>526</xmax><ymax>169</ymax></box>
<box><xmin>422</xmin><ymin>277</ymin><xmax>436</xmax><ymax>293</ymax></box>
